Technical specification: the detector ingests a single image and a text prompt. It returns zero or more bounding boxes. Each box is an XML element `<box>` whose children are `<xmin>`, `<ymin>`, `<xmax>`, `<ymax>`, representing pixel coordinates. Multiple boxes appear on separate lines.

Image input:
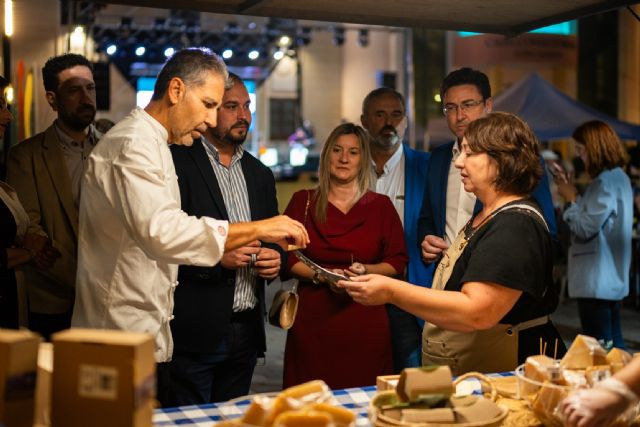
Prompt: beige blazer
<box><xmin>6</xmin><ymin>124</ymin><xmax>98</xmax><ymax>314</ymax></box>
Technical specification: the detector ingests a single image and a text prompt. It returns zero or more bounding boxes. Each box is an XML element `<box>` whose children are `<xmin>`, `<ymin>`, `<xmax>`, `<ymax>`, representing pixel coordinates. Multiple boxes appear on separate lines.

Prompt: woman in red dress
<box><xmin>282</xmin><ymin>122</ymin><xmax>408</xmax><ymax>389</ymax></box>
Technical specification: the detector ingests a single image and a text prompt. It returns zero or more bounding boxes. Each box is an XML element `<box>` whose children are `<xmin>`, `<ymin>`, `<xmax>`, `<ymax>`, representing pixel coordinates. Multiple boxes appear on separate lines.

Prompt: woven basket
<box><xmin>369</xmin><ymin>372</ymin><xmax>508</xmax><ymax>427</ymax></box>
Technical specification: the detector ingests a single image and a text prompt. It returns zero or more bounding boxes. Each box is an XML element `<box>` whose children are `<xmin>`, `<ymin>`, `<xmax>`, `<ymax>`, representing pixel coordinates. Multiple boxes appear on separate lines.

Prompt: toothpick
<box><xmin>543</xmin><ymin>341</ymin><xmax>547</xmax><ymax>356</ymax></box>
<box><xmin>540</xmin><ymin>337</ymin><xmax>542</xmax><ymax>355</ymax></box>
<box><xmin>553</xmin><ymin>339</ymin><xmax>558</xmax><ymax>360</ymax></box>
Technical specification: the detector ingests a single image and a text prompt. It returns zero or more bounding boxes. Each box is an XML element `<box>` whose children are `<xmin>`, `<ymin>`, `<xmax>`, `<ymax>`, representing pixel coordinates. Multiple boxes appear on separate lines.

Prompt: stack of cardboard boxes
<box><xmin>0</xmin><ymin>328</ymin><xmax>155</xmax><ymax>427</ymax></box>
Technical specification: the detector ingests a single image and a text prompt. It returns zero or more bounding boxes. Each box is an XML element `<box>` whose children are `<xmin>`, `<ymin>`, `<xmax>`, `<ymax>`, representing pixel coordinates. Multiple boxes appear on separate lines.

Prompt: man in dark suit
<box><xmin>418</xmin><ymin>67</ymin><xmax>557</xmax><ymax>266</ymax></box>
<box><xmin>169</xmin><ymin>73</ymin><xmax>283</xmax><ymax>404</ymax></box>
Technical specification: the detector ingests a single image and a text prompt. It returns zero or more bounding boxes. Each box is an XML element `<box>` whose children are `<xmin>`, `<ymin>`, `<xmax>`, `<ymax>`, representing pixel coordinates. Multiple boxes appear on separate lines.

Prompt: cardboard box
<box><xmin>0</xmin><ymin>329</ymin><xmax>41</xmax><ymax>427</ymax></box>
<box><xmin>34</xmin><ymin>343</ymin><xmax>53</xmax><ymax>427</ymax></box>
<box><xmin>52</xmin><ymin>329</ymin><xmax>156</xmax><ymax>427</ymax></box>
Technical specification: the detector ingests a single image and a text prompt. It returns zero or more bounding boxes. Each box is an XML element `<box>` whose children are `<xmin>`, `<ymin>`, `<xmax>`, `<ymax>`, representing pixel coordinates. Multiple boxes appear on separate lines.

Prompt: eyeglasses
<box><xmin>442</xmin><ymin>99</ymin><xmax>485</xmax><ymax>116</ymax></box>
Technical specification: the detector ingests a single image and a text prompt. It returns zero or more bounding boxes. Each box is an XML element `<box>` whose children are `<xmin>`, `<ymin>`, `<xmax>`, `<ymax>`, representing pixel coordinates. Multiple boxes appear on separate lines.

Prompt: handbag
<box><xmin>268</xmin><ymin>281</ymin><xmax>299</xmax><ymax>329</ymax></box>
<box><xmin>268</xmin><ymin>190</ymin><xmax>311</xmax><ymax>329</ymax></box>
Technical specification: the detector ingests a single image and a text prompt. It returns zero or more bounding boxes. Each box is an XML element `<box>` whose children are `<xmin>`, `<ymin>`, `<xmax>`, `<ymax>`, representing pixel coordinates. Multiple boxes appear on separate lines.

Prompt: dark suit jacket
<box><xmin>170</xmin><ymin>141</ymin><xmax>283</xmax><ymax>355</ymax></box>
<box><xmin>417</xmin><ymin>141</ymin><xmax>558</xmax><ymax>278</ymax></box>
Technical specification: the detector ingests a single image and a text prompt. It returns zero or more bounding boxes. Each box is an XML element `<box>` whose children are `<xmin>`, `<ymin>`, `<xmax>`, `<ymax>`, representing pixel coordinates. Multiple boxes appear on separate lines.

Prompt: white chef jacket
<box><xmin>72</xmin><ymin>108</ymin><xmax>228</xmax><ymax>362</ymax></box>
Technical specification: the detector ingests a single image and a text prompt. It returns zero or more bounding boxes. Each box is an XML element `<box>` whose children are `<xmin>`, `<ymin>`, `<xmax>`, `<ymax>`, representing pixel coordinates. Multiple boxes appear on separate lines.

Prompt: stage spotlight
<box><xmin>106</xmin><ymin>44</ymin><xmax>117</xmax><ymax>55</ymax></box>
<box><xmin>273</xmin><ymin>50</ymin><xmax>285</xmax><ymax>60</ymax></box>
<box><xmin>222</xmin><ymin>49</ymin><xmax>233</xmax><ymax>59</ymax></box>
<box><xmin>278</xmin><ymin>35</ymin><xmax>291</xmax><ymax>47</ymax></box>
<box><xmin>164</xmin><ymin>47</ymin><xmax>175</xmax><ymax>57</ymax></box>
<box><xmin>248</xmin><ymin>49</ymin><xmax>260</xmax><ymax>60</ymax></box>
<box><xmin>135</xmin><ymin>46</ymin><xmax>146</xmax><ymax>56</ymax></box>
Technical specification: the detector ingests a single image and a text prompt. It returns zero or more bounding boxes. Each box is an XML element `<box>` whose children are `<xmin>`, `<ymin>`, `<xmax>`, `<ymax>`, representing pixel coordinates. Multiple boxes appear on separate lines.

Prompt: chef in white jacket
<box><xmin>72</xmin><ymin>48</ymin><xmax>308</xmax><ymax>405</ymax></box>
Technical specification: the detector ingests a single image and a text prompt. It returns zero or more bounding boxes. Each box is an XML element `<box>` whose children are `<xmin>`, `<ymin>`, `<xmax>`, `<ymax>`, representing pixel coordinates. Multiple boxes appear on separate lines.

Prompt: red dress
<box><xmin>283</xmin><ymin>190</ymin><xmax>408</xmax><ymax>389</ymax></box>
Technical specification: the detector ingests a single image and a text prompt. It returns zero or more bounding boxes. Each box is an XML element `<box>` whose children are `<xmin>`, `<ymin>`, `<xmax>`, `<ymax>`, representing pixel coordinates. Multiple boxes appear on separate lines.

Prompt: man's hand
<box><xmin>421</xmin><ymin>235</ymin><xmax>449</xmax><ymax>262</ymax></box>
<box><xmin>254</xmin><ymin>246</ymin><xmax>281</xmax><ymax>279</ymax></box>
<box><xmin>256</xmin><ymin>215</ymin><xmax>310</xmax><ymax>249</ymax></box>
<box><xmin>22</xmin><ymin>233</ymin><xmax>61</xmax><ymax>270</ymax></box>
<box><xmin>221</xmin><ymin>240</ymin><xmax>261</xmax><ymax>270</ymax></box>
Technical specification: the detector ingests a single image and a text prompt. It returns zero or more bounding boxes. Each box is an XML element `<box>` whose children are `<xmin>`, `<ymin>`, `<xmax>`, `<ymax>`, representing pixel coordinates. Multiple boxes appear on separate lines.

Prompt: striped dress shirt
<box><xmin>202</xmin><ymin>138</ymin><xmax>258</xmax><ymax>312</ymax></box>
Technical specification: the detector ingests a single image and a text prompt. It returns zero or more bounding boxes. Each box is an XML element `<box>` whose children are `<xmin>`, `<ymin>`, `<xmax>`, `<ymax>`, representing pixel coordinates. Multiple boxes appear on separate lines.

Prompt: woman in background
<box><xmin>556</xmin><ymin>120</ymin><xmax>633</xmax><ymax>350</ymax></box>
<box><xmin>282</xmin><ymin>122</ymin><xmax>407</xmax><ymax>389</ymax></box>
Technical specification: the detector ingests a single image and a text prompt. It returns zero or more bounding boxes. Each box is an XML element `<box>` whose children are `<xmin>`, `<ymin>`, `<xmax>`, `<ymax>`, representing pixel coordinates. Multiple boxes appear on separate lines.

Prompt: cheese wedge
<box><xmin>525</xmin><ymin>355</ymin><xmax>559</xmax><ymax>383</ymax></box>
<box><xmin>242</xmin><ymin>396</ymin><xmax>272</xmax><ymax>426</ymax></box>
<box><xmin>561</xmin><ymin>335</ymin><xmax>607</xmax><ymax>369</ymax></box>
<box><xmin>273</xmin><ymin>410</ymin><xmax>332</xmax><ymax>427</ymax></box>
<box><xmin>307</xmin><ymin>403</ymin><xmax>355</xmax><ymax>427</ymax></box>
<box><xmin>607</xmin><ymin>348</ymin><xmax>632</xmax><ymax>373</ymax></box>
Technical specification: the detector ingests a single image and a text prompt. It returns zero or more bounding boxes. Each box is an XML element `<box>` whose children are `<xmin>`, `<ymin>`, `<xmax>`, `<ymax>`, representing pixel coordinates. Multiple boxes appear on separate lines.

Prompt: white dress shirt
<box><xmin>72</xmin><ymin>108</ymin><xmax>228</xmax><ymax>362</ymax></box>
<box><xmin>371</xmin><ymin>144</ymin><xmax>405</xmax><ymax>226</ymax></box>
<box><xmin>55</xmin><ymin>123</ymin><xmax>99</xmax><ymax>208</ymax></box>
<box><xmin>445</xmin><ymin>142</ymin><xmax>476</xmax><ymax>245</ymax></box>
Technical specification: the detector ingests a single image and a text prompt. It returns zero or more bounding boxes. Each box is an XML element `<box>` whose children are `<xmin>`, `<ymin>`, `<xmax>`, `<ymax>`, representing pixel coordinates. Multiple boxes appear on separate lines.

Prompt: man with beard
<box><xmin>7</xmin><ymin>53</ymin><xmax>100</xmax><ymax>339</ymax></box>
<box><xmin>168</xmin><ymin>72</ymin><xmax>284</xmax><ymax>404</ymax></box>
<box><xmin>360</xmin><ymin>87</ymin><xmax>431</xmax><ymax>372</ymax></box>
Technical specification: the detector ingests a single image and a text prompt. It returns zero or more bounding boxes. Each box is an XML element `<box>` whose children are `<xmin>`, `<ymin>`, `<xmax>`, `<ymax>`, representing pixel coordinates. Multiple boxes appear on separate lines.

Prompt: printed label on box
<box><xmin>78</xmin><ymin>365</ymin><xmax>118</xmax><ymax>400</ymax></box>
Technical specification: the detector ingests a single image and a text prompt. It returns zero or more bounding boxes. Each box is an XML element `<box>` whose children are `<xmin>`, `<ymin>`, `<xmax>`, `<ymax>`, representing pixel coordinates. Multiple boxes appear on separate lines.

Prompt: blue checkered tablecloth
<box><xmin>153</xmin><ymin>372</ymin><xmax>513</xmax><ymax>426</ymax></box>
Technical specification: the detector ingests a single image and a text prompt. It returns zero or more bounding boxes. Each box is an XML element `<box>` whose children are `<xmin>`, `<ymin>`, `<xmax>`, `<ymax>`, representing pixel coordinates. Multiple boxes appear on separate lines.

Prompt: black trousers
<box><xmin>169</xmin><ymin>309</ymin><xmax>260</xmax><ymax>405</ymax></box>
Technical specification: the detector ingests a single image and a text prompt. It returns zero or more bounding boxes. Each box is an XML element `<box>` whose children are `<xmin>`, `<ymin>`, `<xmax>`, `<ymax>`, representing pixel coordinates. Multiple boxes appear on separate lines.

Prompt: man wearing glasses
<box><xmin>417</xmin><ymin>67</ymin><xmax>556</xmax><ymax>267</ymax></box>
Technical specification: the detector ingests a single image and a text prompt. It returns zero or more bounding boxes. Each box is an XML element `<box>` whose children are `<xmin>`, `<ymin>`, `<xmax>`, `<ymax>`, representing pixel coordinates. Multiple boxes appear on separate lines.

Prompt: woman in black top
<box><xmin>339</xmin><ymin>112</ymin><xmax>565</xmax><ymax>374</ymax></box>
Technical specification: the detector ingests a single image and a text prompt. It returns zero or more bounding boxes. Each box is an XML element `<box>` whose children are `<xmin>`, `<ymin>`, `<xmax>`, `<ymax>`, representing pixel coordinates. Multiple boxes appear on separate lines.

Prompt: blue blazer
<box><xmin>563</xmin><ymin>167</ymin><xmax>633</xmax><ymax>300</ymax></box>
<box><xmin>403</xmin><ymin>143</ymin><xmax>434</xmax><ymax>286</ymax></box>
<box><xmin>417</xmin><ymin>141</ymin><xmax>558</xmax><ymax>285</ymax></box>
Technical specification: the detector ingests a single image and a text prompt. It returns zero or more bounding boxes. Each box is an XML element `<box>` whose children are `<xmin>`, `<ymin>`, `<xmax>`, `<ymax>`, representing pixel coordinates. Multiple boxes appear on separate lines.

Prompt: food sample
<box><xmin>215</xmin><ymin>381</ymin><xmax>353</xmax><ymax>427</ymax></box>
<box><xmin>560</xmin><ymin>334</ymin><xmax>607</xmax><ymax>369</ymax></box>
<box><xmin>396</xmin><ymin>365</ymin><xmax>454</xmax><ymax>402</ymax></box>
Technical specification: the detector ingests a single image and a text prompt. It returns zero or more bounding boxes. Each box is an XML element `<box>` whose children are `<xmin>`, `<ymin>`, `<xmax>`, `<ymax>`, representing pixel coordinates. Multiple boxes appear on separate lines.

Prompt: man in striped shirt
<box><xmin>169</xmin><ymin>73</ymin><xmax>283</xmax><ymax>404</ymax></box>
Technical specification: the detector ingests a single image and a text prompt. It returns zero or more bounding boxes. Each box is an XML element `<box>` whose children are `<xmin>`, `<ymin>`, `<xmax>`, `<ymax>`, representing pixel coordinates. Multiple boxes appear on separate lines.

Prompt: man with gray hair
<box><xmin>360</xmin><ymin>87</ymin><xmax>431</xmax><ymax>372</ymax></box>
<box><xmin>72</xmin><ymin>48</ymin><xmax>308</xmax><ymax>405</ymax></box>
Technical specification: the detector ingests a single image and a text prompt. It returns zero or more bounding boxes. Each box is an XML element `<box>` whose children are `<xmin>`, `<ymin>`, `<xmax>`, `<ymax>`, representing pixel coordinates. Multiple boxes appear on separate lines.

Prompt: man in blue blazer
<box><xmin>418</xmin><ymin>68</ymin><xmax>557</xmax><ymax>268</ymax></box>
<box><xmin>169</xmin><ymin>73</ymin><xmax>284</xmax><ymax>404</ymax></box>
<box><xmin>361</xmin><ymin>88</ymin><xmax>431</xmax><ymax>372</ymax></box>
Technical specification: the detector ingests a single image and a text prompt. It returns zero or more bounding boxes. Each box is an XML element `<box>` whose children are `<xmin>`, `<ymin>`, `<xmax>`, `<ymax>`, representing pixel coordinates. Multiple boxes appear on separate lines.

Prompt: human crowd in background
<box><xmin>0</xmin><ymin>50</ymin><xmax>639</xmax><ymax>425</ymax></box>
